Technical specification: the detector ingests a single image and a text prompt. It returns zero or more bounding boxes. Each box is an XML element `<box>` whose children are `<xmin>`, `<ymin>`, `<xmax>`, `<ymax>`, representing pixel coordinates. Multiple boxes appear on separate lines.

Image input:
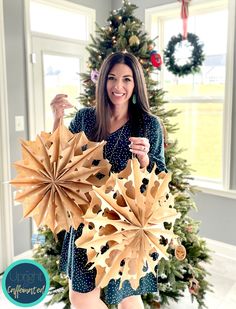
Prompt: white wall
<box><xmin>0</xmin><ymin>0</ymin><xmax>14</xmax><ymax>272</ymax></box>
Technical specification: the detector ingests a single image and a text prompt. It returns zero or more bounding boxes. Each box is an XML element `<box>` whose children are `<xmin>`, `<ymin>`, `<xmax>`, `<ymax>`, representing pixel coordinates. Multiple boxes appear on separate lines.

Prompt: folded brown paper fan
<box><xmin>76</xmin><ymin>158</ymin><xmax>180</xmax><ymax>289</ymax></box>
<box><xmin>10</xmin><ymin>124</ymin><xmax>111</xmax><ymax>234</ymax></box>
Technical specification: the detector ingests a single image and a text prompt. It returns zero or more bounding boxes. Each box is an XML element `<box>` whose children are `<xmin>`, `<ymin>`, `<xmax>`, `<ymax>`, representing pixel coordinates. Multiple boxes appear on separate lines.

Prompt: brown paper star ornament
<box><xmin>10</xmin><ymin>124</ymin><xmax>111</xmax><ymax>234</ymax></box>
<box><xmin>76</xmin><ymin>158</ymin><xmax>180</xmax><ymax>289</ymax></box>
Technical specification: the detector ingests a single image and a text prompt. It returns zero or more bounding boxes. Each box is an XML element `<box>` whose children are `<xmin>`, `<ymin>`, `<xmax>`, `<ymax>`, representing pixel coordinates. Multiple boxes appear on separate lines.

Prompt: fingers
<box><xmin>51</xmin><ymin>94</ymin><xmax>73</xmax><ymax>109</ymax></box>
<box><xmin>129</xmin><ymin>137</ymin><xmax>150</xmax><ymax>155</ymax></box>
<box><xmin>50</xmin><ymin>94</ymin><xmax>73</xmax><ymax>119</ymax></box>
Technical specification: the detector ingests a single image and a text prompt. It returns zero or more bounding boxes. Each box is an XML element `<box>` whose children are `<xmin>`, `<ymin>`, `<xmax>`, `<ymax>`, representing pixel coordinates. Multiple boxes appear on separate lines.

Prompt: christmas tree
<box><xmin>33</xmin><ymin>1</ymin><xmax>211</xmax><ymax>308</ymax></box>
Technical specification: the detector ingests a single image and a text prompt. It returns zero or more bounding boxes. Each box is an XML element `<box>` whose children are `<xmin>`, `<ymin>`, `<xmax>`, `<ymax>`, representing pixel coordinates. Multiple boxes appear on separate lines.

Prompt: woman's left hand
<box><xmin>129</xmin><ymin>137</ymin><xmax>150</xmax><ymax>168</ymax></box>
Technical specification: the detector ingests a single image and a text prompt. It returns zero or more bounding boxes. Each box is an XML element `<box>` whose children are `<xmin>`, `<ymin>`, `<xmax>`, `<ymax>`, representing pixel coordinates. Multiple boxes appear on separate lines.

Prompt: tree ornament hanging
<box><xmin>189</xmin><ymin>277</ymin><xmax>200</xmax><ymax>295</ymax></box>
<box><xmin>151</xmin><ymin>300</ymin><xmax>161</xmax><ymax>308</ymax></box>
<box><xmin>175</xmin><ymin>244</ymin><xmax>187</xmax><ymax>260</ymax></box>
<box><xmin>91</xmin><ymin>69</ymin><xmax>99</xmax><ymax>83</ymax></box>
<box><xmin>129</xmin><ymin>35</ymin><xmax>140</xmax><ymax>46</ymax></box>
<box><xmin>164</xmin><ymin>32</ymin><xmax>205</xmax><ymax>77</ymax></box>
<box><xmin>150</xmin><ymin>50</ymin><xmax>162</xmax><ymax>68</ymax></box>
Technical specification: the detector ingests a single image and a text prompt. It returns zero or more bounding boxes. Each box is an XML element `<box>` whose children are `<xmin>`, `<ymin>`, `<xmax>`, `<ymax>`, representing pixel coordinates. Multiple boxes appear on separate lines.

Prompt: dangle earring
<box><xmin>132</xmin><ymin>93</ymin><xmax>137</xmax><ymax>104</ymax></box>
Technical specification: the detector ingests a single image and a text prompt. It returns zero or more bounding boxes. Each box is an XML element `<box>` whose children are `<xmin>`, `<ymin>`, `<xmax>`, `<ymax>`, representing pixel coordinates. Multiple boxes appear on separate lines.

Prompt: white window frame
<box><xmin>28</xmin><ymin>0</ymin><xmax>95</xmax><ymax>42</ymax></box>
<box><xmin>24</xmin><ymin>0</ymin><xmax>95</xmax><ymax>139</ymax></box>
<box><xmin>145</xmin><ymin>0</ymin><xmax>236</xmax><ymax>198</ymax></box>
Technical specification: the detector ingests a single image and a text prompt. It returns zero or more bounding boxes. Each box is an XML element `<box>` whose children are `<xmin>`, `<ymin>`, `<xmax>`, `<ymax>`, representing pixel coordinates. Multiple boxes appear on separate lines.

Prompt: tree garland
<box><xmin>164</xmin><ymin>32</ymin><xmax>205</xmax><ymax>77</ymax></box>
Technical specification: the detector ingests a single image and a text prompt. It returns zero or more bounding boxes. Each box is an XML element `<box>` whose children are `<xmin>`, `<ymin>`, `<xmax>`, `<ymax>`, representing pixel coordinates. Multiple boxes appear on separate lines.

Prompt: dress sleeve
<box><xmin>147</xmin><ymin>116</ymin><xmax>166</xmax><ymax>173</ymax></box>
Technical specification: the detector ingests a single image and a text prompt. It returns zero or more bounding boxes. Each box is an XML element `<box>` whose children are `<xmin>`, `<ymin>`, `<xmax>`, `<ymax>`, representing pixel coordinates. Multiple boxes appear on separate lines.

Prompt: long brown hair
<box><xmin>95</xmin><ymin>52</ymin><xmax>150</xmax><ymax>141</ymax></box>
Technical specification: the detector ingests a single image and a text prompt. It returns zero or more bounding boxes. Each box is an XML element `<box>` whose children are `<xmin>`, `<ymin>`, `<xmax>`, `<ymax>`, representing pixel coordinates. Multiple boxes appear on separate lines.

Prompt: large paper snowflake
<box><xmin>10</xmin><ymin>124</ymin><xmax>111</xmax><ymax>234</ymax></box>
<box><xmin>76</xmin><ymin>158</ymin><xmax>180</xmax><ymax>289</ymax></box>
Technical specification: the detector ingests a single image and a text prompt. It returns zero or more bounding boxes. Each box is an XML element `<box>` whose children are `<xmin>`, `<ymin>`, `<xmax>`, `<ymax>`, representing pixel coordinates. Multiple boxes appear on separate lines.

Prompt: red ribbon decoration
<box><xmin>179</xmin><ymin>0</ymin><xmax>190</xmax><ymax>39</ymax></box>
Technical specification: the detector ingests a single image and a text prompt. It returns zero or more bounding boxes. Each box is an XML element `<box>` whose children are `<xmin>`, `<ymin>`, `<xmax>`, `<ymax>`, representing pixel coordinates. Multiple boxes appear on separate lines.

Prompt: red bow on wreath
<box><xmin>178</xmin><ymin>0</ymin><xmax>191</xmax><ymax>39</ymax></box>
<box><xmin>150</xmin><ymin>51</ymin><xmax>162</xmax><ymax>68</ymax></box>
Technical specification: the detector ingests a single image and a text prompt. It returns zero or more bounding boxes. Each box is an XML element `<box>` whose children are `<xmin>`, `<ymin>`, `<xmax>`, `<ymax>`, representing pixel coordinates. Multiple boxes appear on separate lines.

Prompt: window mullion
<box><xmin>222</xmin><ymin>0</ymin><xmax>235</xmax><ymax>190</ymax></box>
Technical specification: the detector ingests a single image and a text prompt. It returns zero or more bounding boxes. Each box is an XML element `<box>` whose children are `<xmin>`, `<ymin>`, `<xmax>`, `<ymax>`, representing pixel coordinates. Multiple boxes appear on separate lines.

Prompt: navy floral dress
<box><xmin>60</xmin><ymin>107</ymin><xmax>166</xmax><ymax>304</ymax></box>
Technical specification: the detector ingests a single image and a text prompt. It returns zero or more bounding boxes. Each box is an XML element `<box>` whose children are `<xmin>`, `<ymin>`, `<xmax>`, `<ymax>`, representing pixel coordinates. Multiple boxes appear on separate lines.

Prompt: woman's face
<box><xmin>106</xmin><ymin>63</ymin><xmax>135</xmax><ymax>108</ymax></box>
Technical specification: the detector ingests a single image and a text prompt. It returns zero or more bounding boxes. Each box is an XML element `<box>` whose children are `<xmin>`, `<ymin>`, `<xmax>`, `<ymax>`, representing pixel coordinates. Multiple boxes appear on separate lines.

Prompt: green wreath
<box><xmin>164</xmin><ymin>33</ymin><xmax>205</xmax><ymax>77</ymax></box>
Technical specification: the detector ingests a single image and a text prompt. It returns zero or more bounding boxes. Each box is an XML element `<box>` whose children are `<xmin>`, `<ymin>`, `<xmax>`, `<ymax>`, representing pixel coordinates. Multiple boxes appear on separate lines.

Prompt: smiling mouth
<box><xmin>113</xmin><ymin>92</ymin><xmax>125</xmax><ymax>97</ymax></box>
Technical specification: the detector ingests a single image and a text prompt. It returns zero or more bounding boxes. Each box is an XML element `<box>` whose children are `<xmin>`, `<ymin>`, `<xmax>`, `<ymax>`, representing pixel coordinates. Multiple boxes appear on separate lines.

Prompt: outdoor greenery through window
<box><xmin>160</xmin><ymin>6</ymin><xmax>228</xmax><ymax>184</ymax></box>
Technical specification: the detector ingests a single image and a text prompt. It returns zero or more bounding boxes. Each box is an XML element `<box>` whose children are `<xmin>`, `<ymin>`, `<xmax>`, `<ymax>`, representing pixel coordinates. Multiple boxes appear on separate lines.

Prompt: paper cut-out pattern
<box><xmin>11</xmin><ymin>124</ymin><xmax>111</xmax><ymax>234</ymax></box>
<box><xmin>76</xmin><ymin>158</ymin><xmax>180</xmax><ymax>289</ymax></box>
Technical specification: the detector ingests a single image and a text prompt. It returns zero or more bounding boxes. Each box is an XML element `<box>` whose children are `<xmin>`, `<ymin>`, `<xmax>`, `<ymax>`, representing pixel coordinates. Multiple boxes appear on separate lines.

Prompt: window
<box><xmin>26</xmin><ymin>0</ymin><xmax>95</xmax><ymax>138</ymax></box>
<box><xmin>146</xmin><ymin>0</ymin><xmax>234</xmax><ymax>191</ymax></box>
<box><xmin>30</xmin><ymin>0</ymin><xmax>94</xmax><ymax>41</ymax></box>
<box><xmin>43</xmin><ymin>53</ymin><xmax>81</xmax><ymax>131</ymax></box>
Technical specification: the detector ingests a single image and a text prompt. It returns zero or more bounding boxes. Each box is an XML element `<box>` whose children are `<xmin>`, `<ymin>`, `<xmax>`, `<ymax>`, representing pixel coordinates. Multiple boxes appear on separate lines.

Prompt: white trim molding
<box><xmin>222</xmin><ymin>0</ymin><xmax>236</xmax><ymax>190</ymax></box>
<box><xmin>205</xmin><ymin>237</ymin><xmax>236</xmax><ymax>261</ymax></box>
<box><xmin>0</xmin><ymin>0</ymin><xmax>14</xmax><ymax>272</ymax></box>
<box><xmin>13</xmin><ymin>250</ymin><xmax>33</xmax><ymax>261</ymax></box>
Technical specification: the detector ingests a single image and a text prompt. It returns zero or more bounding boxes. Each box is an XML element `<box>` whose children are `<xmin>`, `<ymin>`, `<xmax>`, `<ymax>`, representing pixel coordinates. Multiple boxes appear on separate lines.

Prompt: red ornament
<box><xmin>150</xmin><ymin>51</ymin><xmax>162</xmax><ymax>68</ymax></box>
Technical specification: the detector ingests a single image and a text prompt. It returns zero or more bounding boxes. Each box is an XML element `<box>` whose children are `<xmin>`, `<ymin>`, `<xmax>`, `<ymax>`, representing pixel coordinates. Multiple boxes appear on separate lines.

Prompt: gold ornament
<box><xmin>175</xmin><ymin>244</ymin><xmax>187</xmax><ymax>261</ymax></box>
<box><xmin>129</xmin><ymin>35</ymin><xmax>140</xmax><ymax>47</ymax></box>
<box><xmin>76</xmin><ymin>158</ymin><xmax>180</xmax><ymax>289</ymax></box>
<box><xmin>11</xmin><ymin>123</ymin><xmax>111</xmax><ymax>234</ymax></box>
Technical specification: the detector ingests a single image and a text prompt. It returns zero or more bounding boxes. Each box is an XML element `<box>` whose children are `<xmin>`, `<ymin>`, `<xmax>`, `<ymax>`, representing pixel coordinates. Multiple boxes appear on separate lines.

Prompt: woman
<box><xmin>51</xmin><ymin>52</ymin><xmax>166</xmax><ymax>309</ymax></box>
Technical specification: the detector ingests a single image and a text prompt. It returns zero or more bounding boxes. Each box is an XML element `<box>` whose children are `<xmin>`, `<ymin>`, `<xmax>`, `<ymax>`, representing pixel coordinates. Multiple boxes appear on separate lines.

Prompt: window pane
<box><xmin>167</xmin><ymin>102</ymin><xmax>223</xmax><ymax>180</ymax></box>
<box><xmin>30</xmin><ymin>1</ymin><xmax>88</xmax><ymax>40</ymax></box>
<box><xmin>163</xmin><ymin>9</ymin><xmax>228</xmax><ymax>182</ymax></box>
<box><xmin>43</xmin><ymin>54</ymin><xmax>80</xmax><ymax>132</ymax></box>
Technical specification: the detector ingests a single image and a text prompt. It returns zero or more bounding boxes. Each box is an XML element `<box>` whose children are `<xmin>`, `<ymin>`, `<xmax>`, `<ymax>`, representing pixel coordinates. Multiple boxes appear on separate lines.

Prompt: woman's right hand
<box><xmin>50</xmin><ymin>94</ymin><xmax>73</xmax><ymax>130</ymax></box>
